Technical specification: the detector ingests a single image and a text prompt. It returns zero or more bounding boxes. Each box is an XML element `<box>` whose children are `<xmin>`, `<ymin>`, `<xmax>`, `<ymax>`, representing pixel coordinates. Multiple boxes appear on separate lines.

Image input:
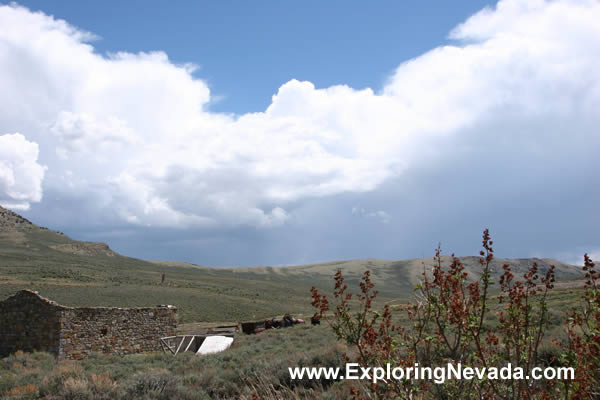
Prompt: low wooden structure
<box><xmin>241</xmin><ymin>315</ymin><xmax>305</xmax><ymax>334</ymax></box>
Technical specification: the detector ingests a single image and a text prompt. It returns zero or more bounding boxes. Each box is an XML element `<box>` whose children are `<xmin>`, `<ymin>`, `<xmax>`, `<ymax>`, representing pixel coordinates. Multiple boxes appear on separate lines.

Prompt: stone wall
<box><xmin>0</xmin><ymin>290</ymin><xmax>177</xmax><ymax>360</ymax></box>
<box><xmin>0</xmin><ymin>290</ymin><xmax>62</xmax><ymax>357</ymax></box>
<box><xmin>58</xmin><ymin>306</ymin><xmax>177</xmax><ymax>360</ymax></box>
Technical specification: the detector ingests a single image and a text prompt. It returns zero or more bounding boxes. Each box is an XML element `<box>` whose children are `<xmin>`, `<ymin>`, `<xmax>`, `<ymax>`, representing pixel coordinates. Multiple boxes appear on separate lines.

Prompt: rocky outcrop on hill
<box><xmin>0</xmin><ymin>205</ymin><xmax>118</xmax><ymax>257</ymax></box>
<box><xmin>0</xmin><ymin>205</ymin><xmax>33</xmax><ymax>231</ymax></box>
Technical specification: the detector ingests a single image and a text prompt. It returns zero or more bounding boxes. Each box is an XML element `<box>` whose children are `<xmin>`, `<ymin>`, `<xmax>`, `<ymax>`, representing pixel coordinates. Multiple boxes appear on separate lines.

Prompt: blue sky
<box><xmin>15</xmin><ymin>0</ymin><xmax>493</xmax><ymax>113</ymax></box>
<box><xmin>0</xmin><ymin>0</ymin><xmax>598</xmax><ymax>266</ymax></box>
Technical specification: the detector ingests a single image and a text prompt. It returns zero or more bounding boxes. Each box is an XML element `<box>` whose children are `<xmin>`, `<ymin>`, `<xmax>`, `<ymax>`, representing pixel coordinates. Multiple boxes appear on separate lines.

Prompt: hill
<box><xmin>0</xmin><ymin>205</ymin><xmax>583</xmax><ymax>323</ymax></box>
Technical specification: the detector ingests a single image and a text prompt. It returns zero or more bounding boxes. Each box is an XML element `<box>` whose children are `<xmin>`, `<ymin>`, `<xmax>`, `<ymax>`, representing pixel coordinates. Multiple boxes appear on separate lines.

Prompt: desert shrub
<box><xmin>0</xmin><ymin>374</ymin><xmax>19</xmax><ymax>396</ymax></box>
<box><xmin>36</xmin><ymin>364</ymin><xmax>119</xmax><ymax>400</ymax></box>
<box><xmin>57</xmin><ymin>376</ymin><xmax>92</xmax><ymax>400</ymax></box>
<box><xmin>169</xmin><ymin>384</ymin><xmax>211</xmax><ymax>400</ymax></box>
<box><xmin>0</xmin><ymin>352</ymin><xmax>55</xmax><ymax>398</ymax></box>
<box><xmin>3</xmin><ymin>351</ymin><xmax>55</xmax><ymax>372</ymax></box>
<box><xmin>5</xmin><ymin>383</ymin><xmax>39</xmax><ymax>399</ymax></box>
<box><xmin>123</xmin><ymin>369</ymin><xmax>179</xmax><ymax>400</ymax></box>
<box><xmin>39</xmin><ymin>361</ymin><xmax>87</xmax><ymax>397</ymax></box>
<box><xmin>562</xmin><ymin>254</ymin><xmax>600</xmax><ymax>399</ymax></box>
<box><xmin>88</xmin><ymin>372</ymin><xmax>120</xmax><ymax>400</ymax></box>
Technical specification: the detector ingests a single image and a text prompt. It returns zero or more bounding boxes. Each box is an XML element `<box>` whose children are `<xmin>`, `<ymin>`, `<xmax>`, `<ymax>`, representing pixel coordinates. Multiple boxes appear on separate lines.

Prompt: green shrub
<box><xmin>123</xmin><ymin>369</ymin><xmax>179</xmax><ymax>400</ymax></box>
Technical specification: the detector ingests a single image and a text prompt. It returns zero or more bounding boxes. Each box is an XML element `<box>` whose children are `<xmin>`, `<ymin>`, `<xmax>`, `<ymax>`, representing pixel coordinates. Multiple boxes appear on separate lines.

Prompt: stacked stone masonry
<box><xmin>0</xmin><ymin>290</ymin><xmax>177</xmax><ymax>359</ymax></box>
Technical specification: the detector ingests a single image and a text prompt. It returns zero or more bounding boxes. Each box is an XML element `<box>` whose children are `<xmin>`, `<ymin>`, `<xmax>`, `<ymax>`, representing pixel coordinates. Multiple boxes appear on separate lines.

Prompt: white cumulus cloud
<box><xmin>0</xmin><ymin>133</ymin><xmax>46</xmax><ymax>210</ymax></box>
<box><xmin>0</xmin><ymin>0</ymin><xmax>599</xmax><ymax>228</ymax></box>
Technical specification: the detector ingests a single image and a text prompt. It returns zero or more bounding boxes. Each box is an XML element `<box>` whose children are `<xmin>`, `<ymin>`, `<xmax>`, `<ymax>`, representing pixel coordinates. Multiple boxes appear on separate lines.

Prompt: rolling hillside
<box><xmin>0</xmin><ymin>205</ymin><xmax>583</xmax><ymax>323</ymax></box>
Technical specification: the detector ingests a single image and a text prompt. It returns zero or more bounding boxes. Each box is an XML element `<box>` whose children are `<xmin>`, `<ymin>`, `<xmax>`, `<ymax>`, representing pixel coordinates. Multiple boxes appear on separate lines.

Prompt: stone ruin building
<box><xmin>0</xmin><ymin>290</ymin><xmax>177</xmax><ymax>360</ymax></box>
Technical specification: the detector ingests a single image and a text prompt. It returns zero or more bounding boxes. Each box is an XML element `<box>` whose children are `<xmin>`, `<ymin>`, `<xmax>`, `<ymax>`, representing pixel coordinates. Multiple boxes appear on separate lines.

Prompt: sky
<box><xmin>0</xmin><ymin>0</ymin><xmax>598</xmax><ymax>266</ymax></box>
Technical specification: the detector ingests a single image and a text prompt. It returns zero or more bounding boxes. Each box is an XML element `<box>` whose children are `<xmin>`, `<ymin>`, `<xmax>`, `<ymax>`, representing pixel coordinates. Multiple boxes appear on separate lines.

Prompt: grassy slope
<box><xmin>0</xmin><ymin>206</ymin><xmax>583</xmax><ymax>323</ymax></box>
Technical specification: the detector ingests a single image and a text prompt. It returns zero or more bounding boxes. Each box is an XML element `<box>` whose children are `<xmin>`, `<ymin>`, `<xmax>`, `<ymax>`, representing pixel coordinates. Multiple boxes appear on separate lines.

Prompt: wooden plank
<box><xmin>174</xmin><ymin>335</ymin><xmax>186</xmax><ymax>355</ymax></box>
<box><xmin>184</xmin><ymin>336</ymin><xmax>195</xmax><ymax>352</ymax></box>
<box><xmin>160</xmin><ymin>337</ymin><xmax>176</xmax><ymax>355</ymax></box>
